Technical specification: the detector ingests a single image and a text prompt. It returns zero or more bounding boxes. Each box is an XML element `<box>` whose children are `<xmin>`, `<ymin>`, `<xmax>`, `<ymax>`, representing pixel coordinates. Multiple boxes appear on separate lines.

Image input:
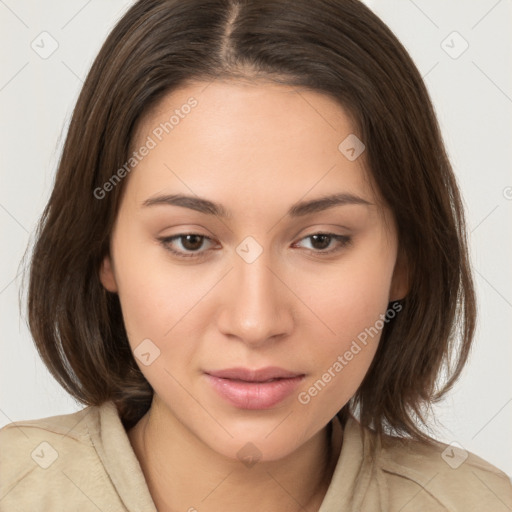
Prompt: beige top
<box><xmin>1</xmin><ymin>401</ymin><xmax>511</xmax><ymax>511</ymax></box>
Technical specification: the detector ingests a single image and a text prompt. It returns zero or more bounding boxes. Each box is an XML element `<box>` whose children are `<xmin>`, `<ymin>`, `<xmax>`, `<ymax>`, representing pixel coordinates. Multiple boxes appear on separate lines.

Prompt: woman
<box><xmin>1</xmin><ymin>0</ymin><xmax>511</xmax><ymax>510</ymax></box>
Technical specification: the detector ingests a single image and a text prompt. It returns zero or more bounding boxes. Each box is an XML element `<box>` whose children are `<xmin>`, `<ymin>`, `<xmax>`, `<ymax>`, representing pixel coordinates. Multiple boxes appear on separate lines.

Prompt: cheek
<box><xmin>110</xmin><ymin>228</ymin><xmax>194</xmax><ymax>348</ymax></box>
<box><xmin>112</xmin><ymin>251</ymin><xmax>203</xmax><ymax>394</ymax></box>
<box><xmin>306</xmin><ymin>242</ymin><xmax>395</xmax><ymax>347</ymax></box>
<box><xmin>295</xmin><ymin>243</ymin><xmax>395</xmax><ymax>406</ymax></box>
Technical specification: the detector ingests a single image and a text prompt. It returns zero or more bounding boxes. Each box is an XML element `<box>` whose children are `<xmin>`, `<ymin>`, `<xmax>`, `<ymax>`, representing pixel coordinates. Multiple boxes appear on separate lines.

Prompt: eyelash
<box><xmin>157</xmin><ymin>232</ymin><xmax>352</xmax><ymax>259</ymax></box>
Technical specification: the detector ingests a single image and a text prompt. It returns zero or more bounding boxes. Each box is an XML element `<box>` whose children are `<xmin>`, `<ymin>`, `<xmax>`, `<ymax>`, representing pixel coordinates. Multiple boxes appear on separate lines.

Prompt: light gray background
<box><xmin>1</xmin><ymin>0</ymin><xmax>511</xmax><ymax>477</ymax></box>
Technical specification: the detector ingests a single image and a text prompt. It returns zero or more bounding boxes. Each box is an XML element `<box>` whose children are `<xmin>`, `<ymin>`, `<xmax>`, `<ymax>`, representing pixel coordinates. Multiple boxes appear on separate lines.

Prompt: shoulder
<box><xmin>0</xmin><ymin>402</ymin><xmax>125</xmax><ymax>511</ymax></box>
<box><xmin>0</xmin><ymin>404</ymin><xmax>97</xmax><ymax>472</ymax></box>
<box><xmin>374</xmin><ymin>427</ymin><xmax>512</xmax><ymax>511</ymax></box>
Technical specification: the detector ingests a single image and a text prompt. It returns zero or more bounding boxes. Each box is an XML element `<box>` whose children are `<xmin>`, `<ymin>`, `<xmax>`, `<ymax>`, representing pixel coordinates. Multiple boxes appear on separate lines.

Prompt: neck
<box><xmin>128</xmin><ymin>404</ymin><xmax>343</xmax><ymax>512</ymax></box>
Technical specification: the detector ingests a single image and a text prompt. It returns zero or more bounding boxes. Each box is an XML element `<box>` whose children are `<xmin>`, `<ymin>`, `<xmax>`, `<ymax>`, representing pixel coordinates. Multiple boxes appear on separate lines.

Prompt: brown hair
<box><xmin>23</xmin><ymin>0</ymin><xmax>476</xmax><ymax>443</ymax></box>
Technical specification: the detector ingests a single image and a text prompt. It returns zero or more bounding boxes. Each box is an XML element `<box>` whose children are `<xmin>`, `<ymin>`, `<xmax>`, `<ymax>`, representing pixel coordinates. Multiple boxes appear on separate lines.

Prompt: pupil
<box><xmin>183</xmin><ymin>235</ymin><xmax>203</xmax><ymax>251</ymax></box>
<box><xmin>311</xmin><ymin>234</ymin><xmax>330</xmax><ymax>250</ymax></box>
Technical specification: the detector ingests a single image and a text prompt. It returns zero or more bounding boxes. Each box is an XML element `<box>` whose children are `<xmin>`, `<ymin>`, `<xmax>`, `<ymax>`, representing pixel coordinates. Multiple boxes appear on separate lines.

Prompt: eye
<box><xmin>293</xmin><ymin>233</ymin><xmax>352</xmax><ymax>255</ymax></box>
<box><xmin>158</xmin><ymin>233</ymin><xmax>215</xmax><ymax>259</ymax></box>
<box><xmin>157</xmin><ymin>232</ymin><xmax>352</xmax><ymax>259</ymax></box>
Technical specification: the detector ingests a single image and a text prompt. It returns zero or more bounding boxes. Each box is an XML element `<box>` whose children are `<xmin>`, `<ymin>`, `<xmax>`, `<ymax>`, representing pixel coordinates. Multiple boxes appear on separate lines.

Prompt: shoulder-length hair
<box><xmin>24</xmin><ymin>0</ymin><xmax>476</xmax><ymax>442</ymax></box>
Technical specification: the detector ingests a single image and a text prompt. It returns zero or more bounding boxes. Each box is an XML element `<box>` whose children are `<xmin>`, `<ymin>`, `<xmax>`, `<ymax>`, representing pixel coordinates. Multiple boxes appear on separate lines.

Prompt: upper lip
<box><xmin>205</xmin><ymin>366</ymin><xmax>304</xmax><ymax>382</ymax></box>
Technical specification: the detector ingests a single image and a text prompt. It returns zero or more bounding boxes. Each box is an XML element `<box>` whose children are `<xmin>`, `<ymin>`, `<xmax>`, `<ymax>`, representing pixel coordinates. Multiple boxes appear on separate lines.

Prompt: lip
<box><xmin>204</xmin><ymin>367</ymin><xmax>305</xmax><ymax>410</ymax></box>
<box><xmin>206</xmin><ymin>366</ymin><xmax>303</xmax><ymax>382</ymax></box>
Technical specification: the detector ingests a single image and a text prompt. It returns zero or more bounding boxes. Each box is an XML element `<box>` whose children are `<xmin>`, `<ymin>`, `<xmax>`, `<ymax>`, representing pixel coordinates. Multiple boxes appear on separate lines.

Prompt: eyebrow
<box><xmin>141</xmin><ymin>192</ymin><xmax>373</xmax><ymax>218</ymax></box>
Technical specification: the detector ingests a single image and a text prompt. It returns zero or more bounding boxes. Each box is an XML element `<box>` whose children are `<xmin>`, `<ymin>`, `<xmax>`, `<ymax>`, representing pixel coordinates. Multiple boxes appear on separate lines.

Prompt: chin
<box><xmin>197</xmin><ymin>417</ymin><xmax>312</xmax><ymax>465</ymax></box>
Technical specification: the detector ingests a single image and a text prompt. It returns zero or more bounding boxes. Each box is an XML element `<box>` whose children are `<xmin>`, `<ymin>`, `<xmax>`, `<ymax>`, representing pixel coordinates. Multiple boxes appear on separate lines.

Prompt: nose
<box><xmin>216</xmin><ymin>248</ymin><xmax>294</xmax><ymax>348</ymax></box>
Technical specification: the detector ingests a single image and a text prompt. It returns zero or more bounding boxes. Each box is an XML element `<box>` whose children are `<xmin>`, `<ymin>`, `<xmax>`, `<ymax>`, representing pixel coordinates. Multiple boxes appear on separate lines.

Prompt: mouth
<box><xmin>205</xmin><ymin>366</ymin><xmax>304</xmax><ymax>382</ymax></box>
<box><xmin>204</xmin><ymin>367</ymin><xmax>305</xmax><ymax>409</ymax></box>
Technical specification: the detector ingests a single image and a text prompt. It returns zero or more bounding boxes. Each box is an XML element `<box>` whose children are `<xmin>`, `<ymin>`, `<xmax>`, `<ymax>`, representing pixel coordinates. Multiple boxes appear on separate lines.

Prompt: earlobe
<box><xmin>389</xmin><ymin>247</ymin><xmax>409</xmax><ymax>302</ymax></box>
<box><xmin>99</xmin><ymin>254</ymin><xmax>118</xmax><ymax>293</ymax></box>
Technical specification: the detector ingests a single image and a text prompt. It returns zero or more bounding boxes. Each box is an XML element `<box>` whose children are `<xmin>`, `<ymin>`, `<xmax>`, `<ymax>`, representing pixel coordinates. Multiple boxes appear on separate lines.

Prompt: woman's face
<box><xmin>100</xmin><ymin>79</ymin><xmax>407</xmax><ymax>461</ymax></box>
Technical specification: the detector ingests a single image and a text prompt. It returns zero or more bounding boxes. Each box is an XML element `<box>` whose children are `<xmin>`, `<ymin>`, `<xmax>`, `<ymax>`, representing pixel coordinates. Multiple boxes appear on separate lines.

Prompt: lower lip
<box><xmin>205</xmin><ymin>374</ymin><xmax>305</xmax><ymax>410</ymax></box>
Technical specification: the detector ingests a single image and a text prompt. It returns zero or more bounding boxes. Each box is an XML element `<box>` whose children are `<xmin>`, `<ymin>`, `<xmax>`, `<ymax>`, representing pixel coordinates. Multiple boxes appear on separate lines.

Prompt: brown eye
<box><xmin>179</xmin><ymin>234</ymin><xmax>205</xmax><ymax>251</ymax></box>
<box><xmin>294</xmin><ymin>233</ymin><xmax>352</xmax><ymax>255</ymax></box>
<box><xmin>309</xmin><ymin>234</ymin><xmax>332</xmax><ymax>250</ymax></box>
<box><xmin>158</xmin><ymin>233</ymin><xmax>214</xmax><ymax>258</ymax></box>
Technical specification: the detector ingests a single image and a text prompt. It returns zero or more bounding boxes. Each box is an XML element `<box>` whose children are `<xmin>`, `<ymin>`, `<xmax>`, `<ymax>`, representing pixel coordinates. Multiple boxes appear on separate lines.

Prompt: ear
<box><xmin>389</xmin><ymin>246</ymin><xmax>409</xmax><ymax>302</ymax></box>
<box><xmin>99</xmin><ymin>253</ymin><xmax>118</xmax><ymax>293</ymax></box>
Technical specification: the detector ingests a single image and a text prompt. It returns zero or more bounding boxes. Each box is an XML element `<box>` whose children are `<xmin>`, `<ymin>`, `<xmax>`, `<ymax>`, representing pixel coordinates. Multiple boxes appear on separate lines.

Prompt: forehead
<box><xmin>125</xmin><ymin>79</ymin><xmax>377</xmax><ymax>213</ymax></box>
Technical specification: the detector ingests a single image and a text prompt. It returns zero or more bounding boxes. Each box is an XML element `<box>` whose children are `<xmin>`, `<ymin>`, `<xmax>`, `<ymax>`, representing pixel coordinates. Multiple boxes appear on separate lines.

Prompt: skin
<box><xmin>99</xmin><ymin>79</ymin><xmax>408</xmax><ymax>512</ymax></box>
